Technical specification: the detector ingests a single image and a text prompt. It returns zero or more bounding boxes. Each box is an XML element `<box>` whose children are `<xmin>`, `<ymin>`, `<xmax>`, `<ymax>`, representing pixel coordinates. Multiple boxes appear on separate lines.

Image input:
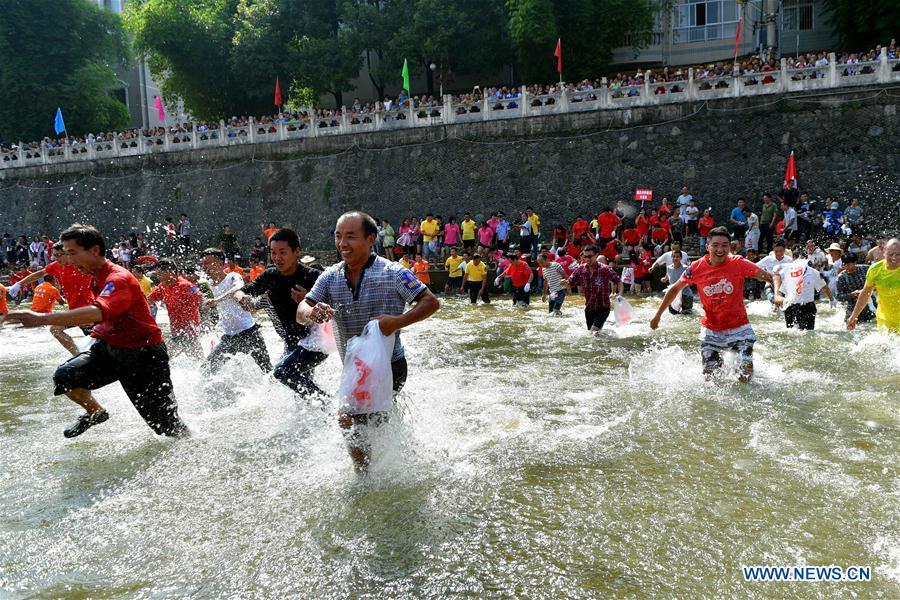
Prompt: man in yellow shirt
<box><xmin>461</xmin><ymin>253</ymin><xmax>490</xmax><ymax>304</ymax></box>
<box><xmin>847</xmin><ymin>238</ymin><xmax>900</xmax><ymax>333</ymax></box>
<box><xmin>460</xmin><ymin>212</ymin><xmax>477</xmax><ymax>253</ymax></box>
<box><xmin>130</xmin><ymin>264</ymin><xmax>157</xmax><ymax>317</ymax></box>
<box><xmin>444</xmin><ymin>247</ymin><xmax>465</xmax><ymax>294</ymax></box>
<box><xmin>420</xmin><ymin>213</ymin><xmax>440</xmax><ymax>260</ymax></box>
<box><xmin>527</xmin><ymin>207</ymin><xmax>541</xmax><ymax>257</ymax></box>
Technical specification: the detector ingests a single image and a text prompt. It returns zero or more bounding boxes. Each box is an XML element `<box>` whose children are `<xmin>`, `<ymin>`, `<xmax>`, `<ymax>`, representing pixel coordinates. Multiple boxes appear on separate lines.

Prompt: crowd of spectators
<box><xmin>2</xmin><ymin>39</ymin><xmax>896</xmax><ymax>164</ymax></box>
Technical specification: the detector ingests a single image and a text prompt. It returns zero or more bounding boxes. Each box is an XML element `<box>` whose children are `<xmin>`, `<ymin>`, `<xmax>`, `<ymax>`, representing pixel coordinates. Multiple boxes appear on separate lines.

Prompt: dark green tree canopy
<box><xmin>821</xmin><ymin>0</ymin><xmax>897</xmax><ymax>51</ymax></box>
<box><xmin>127</xmin><ymin>0</ymin><xmax>656</xmax><ymax>119</ymax></box>
<box><xmin>0</xmin><ymin>0</ymin><xmax>131</xmax><ymax>143</ymax></box>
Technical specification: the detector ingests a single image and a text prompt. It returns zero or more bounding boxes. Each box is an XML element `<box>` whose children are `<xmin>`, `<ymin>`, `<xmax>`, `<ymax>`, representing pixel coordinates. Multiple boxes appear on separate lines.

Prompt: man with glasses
<box><xmin>561</xmin><ymin>245</ymin><xmax>623</xmax><ymax>333</ymax></box>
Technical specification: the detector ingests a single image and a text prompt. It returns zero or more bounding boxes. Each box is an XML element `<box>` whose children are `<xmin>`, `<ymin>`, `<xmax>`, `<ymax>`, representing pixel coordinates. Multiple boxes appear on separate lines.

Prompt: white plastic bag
<box><xmin>336</xmin><ymin>320</ymin><xmax>395</xmax><ymax>414</ymax></box>
<box><xmin>298</xmin><ymin>321</ymin><xmax>338</xmax><ymax>354</ymax></box>
<box><xmin>666</xmin><ymin>284</ymin><xmax>683</xmax><ymax>312</ymax></box>
<box><xmin>614</xmin><ymin>296</ymin><xmax>633</xmax><ymax>326</ymax></box>
<box><xmin>621</xmin><ymin>267</ymin><xmax>635</xmax><ymax>285</ymax></box>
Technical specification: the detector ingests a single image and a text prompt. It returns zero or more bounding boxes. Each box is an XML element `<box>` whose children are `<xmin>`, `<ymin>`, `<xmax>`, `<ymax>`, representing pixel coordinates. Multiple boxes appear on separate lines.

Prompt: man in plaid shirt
<box><xmin>297</xmin><ymin>211</ymin><xmax>440</xmax><ymax>472</ymax></box>
<box><xmin>562</xmin><ymin>245</ymin><xmax>623</xmax><ymax>333</ymax></box>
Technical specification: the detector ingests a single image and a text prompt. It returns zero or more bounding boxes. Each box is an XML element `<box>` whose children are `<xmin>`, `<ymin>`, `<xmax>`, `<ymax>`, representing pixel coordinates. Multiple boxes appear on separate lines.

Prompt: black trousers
<box><xmin>53</xmin><ymin>340</ymin><xmax>188</xmax><ymax>436</ymax></box>
<box><xmin>207</xmin><ymin>324</ymin><xmax>271</xmax><ymax>373</ymax></box>
<box><xmin>585</xmin><ymin>307</ymin><xmax>611</xmax><ymax>330</ymax></box>
<box><xmin>760</xmin><ymin>224</ymin><xmax>774</xmax><ymax>253</ymax></box>
<box><xmin>512</xmin><ymin>286</ymin><xmax>530</xmax><ymax>305</ymax></box>
<box><xmin>466</xmin><ymin>281</ymin><xmax>490</xmax><ymax>304</ymax></box>
<box><xmin>784</xmin><ymin>302</ymin><xmax>817</xmax><ymax>330</ymax></box>
<box><xmin>273</xmin><ymin>344</ymin><xmax>328</xmax><ymax>396</ymax></box>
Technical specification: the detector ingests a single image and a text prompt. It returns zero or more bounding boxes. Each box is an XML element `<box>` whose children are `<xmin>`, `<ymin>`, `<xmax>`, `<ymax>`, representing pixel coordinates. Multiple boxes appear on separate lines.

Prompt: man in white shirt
<box><xmin>773</xmin><ymin>258</ymin><xmax>835</xmax><ymax>330</ymax></box>
<box><xmin>201</xmin><ymin>248</ymin><xmax>271</xmax><ymax>373</ymax></box>
<box><xmin>781</xmin><ymin>201</ymin><xmax>798</xmax><ymax>249</ymax></box>
<box><xmin>650</xmin><ymin>241</ymin><xmax>690</xmax><ymax>270</ymax></box>
<box><xmin>805</xmin><ymin>239</ymin><xmax>828</xmax><ymax>271</ymax></box>
<box><xmin>756</xmin><ymin>239</ymin><xmax>793</xmax><ymax>303</ymax></box>
<box><xmin>676</xmin><ymin>186</ymin><xmax>693</xmax><ymax>226</ymax></box>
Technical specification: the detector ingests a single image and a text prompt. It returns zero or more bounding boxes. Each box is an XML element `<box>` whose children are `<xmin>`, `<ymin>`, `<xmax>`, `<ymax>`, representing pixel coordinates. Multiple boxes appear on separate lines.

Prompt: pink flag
<box><xmin>154</xmin><ymin>95</ymin><xmax>166</xmax><ymax>122</ymax></box>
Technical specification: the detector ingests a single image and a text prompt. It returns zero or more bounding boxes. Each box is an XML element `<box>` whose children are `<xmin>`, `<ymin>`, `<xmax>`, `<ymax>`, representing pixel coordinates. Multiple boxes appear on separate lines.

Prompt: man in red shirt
<box><xmin>496</xmin><ymin>252</ymin><xmax>534</xmax><ymax>306</ymax></box>
<box><xmin>650</xmin><ymin>227</ymin><xmax>773</xmax><ymax>381</ymax></box>
<box><xmin>10</xmin><ymin>242</ymin><xmax>95</xmax><ymax>355</ymax></box>
<box><xmin>601</xmin><ymin>240</ymin><xmax>622</xmax><ymax>264</ymax></box>
<box><xmin>3</xmin><ymin>224</ymin><xmax>189</xmax><ymax>438</ymax></box>
<box><xmin>571</xmin><ymin>216</ymin><xmax>590</xmax><ymax>241</ymax></box>
<box><xmin>596</xmin><ymin>207</ymin><xmax>620</xmax><ymax>248</ymax></box>
<box><xmin>148</xmin><ymin>258</ymin><xmax>204</xmax><ymax>359</ymax></box>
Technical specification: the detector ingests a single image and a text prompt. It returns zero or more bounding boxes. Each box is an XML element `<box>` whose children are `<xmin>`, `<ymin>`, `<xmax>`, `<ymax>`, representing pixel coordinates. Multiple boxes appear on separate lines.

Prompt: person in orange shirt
<box><xmin>248</xmin><ymin>257</ymin><xmax>265</xmax><ymax>281</ymax></box>
<box><xmin>225</xmin><ymin>261</ymin><xmax>248</xmax><ymax>280</ymax></box>
<box><xmin>262</xmin><ymin>222</ymin><xmax>278</xmax><ymax>241</ymax></box>
<box><xmin>31</xmin><ymin>276</ymin><xmax>65</xmax><ymax>314</ymax></box>
<box><xmin>413</xmin><ymin>254</ymin><xmax>431</xmax><ymax>285</ymax></box>
<box><xmin>0</xmin><ymin>282</ymin><xmax>9</xmax><ymax>315</ymax></box>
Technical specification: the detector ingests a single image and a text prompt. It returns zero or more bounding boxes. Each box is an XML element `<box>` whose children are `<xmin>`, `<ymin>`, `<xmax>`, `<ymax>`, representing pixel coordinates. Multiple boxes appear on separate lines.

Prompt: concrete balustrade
<box><xmin>2</xmin><ymin>49</ymin><xmax>898</xmax><ymax>171</ymax></box>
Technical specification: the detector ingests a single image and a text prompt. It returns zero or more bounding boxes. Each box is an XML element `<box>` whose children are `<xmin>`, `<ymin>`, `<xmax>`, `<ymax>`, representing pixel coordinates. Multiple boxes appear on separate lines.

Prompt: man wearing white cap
<box><xmin>823</xmin><ymin>243</ymin><xmax>844</xmax><ymax>295</ymax></box>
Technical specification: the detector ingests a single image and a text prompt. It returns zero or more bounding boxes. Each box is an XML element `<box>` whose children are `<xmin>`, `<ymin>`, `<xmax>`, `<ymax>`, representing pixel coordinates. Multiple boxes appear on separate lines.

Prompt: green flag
<box><xmin>401</xmin><ymin>58</ymin><xmax>410</xmax><ymax>93</ymax></box>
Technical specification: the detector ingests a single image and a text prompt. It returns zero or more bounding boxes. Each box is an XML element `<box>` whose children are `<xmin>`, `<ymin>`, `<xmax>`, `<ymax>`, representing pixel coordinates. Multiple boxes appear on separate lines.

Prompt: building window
<box><xmin>674</xmin><ymin>0</ymin><xmax>742</xmax><ymax>44</ymax></box>
<box><xmin>783</xmin><ymin>0</ymin><xmax>814</xmax><ymax>31</ymax></box>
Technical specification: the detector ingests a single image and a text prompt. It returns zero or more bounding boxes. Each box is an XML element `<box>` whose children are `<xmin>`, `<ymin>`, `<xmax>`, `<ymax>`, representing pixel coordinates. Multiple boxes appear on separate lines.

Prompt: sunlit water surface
<box><xmin>1</xmin><ymin>296</ymin><xmax>898</xmax><ymax>598</ymax></box>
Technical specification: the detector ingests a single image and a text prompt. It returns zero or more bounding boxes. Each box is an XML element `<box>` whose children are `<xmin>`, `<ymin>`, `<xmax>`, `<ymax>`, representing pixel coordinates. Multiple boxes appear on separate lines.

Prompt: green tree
<box><xmin>126</xmin><ymin>0</ymin><xmax>249</xmax><ymax>120</ymax></box>
<box><xmin>821</xmin><ymin>0</ymin><xmax>897</xmax><ymax>50</ymax></box>
<box><xmin>506</xmin><ymin>0</ymin><xmax>655</xmax><ymax>84</ymax></box>
<box><xmin>0</xmin><ymin>0</ymin><xmax>130</xmax><ymax>142</ymax></box>
<box><xmin>128</xmin><ymin>0</ymin><xmax>361</xmax><ymax>114</ymax></box>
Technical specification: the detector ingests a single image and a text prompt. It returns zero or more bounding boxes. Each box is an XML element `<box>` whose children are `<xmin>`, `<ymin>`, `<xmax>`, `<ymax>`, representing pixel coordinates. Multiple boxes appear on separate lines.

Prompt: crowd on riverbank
<box><xmin>3</xmin><ymin>38</ymin><xmax>896</xmax><ymax>164</ymax></box>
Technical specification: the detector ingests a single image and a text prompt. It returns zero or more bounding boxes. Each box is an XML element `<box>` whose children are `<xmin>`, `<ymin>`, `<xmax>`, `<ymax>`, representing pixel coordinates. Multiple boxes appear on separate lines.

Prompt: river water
<box><xmin>1</xmin><ymin>296</ymin><xmax>898</xmax><ymax>598</ymax></box>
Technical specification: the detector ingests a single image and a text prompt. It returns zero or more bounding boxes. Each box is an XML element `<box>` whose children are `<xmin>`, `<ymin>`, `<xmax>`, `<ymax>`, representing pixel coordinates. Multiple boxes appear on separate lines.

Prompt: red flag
<box><xmin>154</xmin><ymin>95</ymin><xmax>165</xmax><ymax>122</ymax></box>
<box><xmin>732</xmin><ymin>19</ymin><xmax>743</xmax><ymax>61</ymax></box>
<box><xmin>274</xmin><ymin>77</ymin><xmax>282</xmax><ymax>107</ymax></box>
<box><xmin>554</xmin><ymin>38</ymin><xmax>562</xmax><ymax>74</ymax></box>
<box><xmin>783</xmin><ymin>151</ymin><xmax>798</xmax><ymax>189</ymax></box>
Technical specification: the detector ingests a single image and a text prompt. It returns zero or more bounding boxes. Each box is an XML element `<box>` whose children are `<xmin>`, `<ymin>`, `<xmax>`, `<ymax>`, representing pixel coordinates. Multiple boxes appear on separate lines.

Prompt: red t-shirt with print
<box><xmin>680</xmin><ymin>255</ymin><xmax>761</xmax><ymax>331</ymax></box>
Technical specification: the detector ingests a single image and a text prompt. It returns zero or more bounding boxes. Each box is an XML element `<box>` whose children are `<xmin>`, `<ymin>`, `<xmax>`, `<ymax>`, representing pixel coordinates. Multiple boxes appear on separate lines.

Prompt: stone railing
<box><xmin>2</xmin><ymin>50</ymin><xmax>898</xmax><ymax>171</ymax></box>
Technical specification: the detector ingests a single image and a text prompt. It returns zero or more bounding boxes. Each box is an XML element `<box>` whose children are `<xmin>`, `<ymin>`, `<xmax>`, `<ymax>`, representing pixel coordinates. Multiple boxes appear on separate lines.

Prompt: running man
<box><xmin>538</xmin><ymin>251</ymin><xmax>566</xmax><ymax>314</ymax></box>
<box><xmin>30</xmin><ymin>275</ymin><xmax>65</xmax><ymax>313</ymax></box>
<box><xmin>297</xmin><ymin>211</ymin><xmax>440</xmax><ymax>471</ymax></box>
<box><xmin>660</xmin><ymin>249</ymin><xmax>694</xmax><ymax>315</ymax></box>
<box><xmin>461</xmin><ymin>253</ymin><xmax>490</xmax><ymax>304</ymax></box>
<box><xmin>560</xmin><ymin>244</ymin><xmax>623</xmax><ymax>333</ymax></box>
<box><xmin>235</xmin><ymin>228</ymin><xmax>326</xmax><ymax>396</ymax></box>
<box><xmin>200</xmin><ymin>248</ymin><xmax>271</xmax><ymax>373</ymax></box>
<box><xmin>772</xmin><ymin>257</ymin><xmax>835</xmax><ymax>330</ymax></box>
<box><xmin>1</xmin><ymin>224</ymin><xmax>189</xmax><ymax>438</ymax></box>
<box><xmin>847</xmin><ymin>238</ymin><xmax>900</xmax><ymax>333</ymax></box>
<box><xmin>650</xmin><ymin>227</ymin><xmax>773</xmax><ymax>381</ymax></box>
<box><xmin>147</xmin><ymin>259</ymin><xmax>204</xmax><ymax>359</ymax></box>
<box><xmin>9</xmin><ymin>241</ymin><xmax>95</xmax><ymax>355</ymax></box>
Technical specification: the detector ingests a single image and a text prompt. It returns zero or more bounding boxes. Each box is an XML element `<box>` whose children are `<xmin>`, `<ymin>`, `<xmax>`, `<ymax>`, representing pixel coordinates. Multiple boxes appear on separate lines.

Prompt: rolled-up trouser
<box><xmin>548</xmin><ymin>290</ymin><xmax>566</xmax><ymax>312</ymax></box>
<box><xmin>53</xmin><ymin>340</ymin><xmax>188</xmax><ymax>436</ymax></box>
<box><xmin>699</xmin><ymin>325</ymin><xmax>756</xmax><ymax>372</ymax></box>
<box><xmin>273</xmin><ymin>345</ymin><xmax>328</xmax><ymax>396</ymax></box>
<box><xmin>207</xmin><ymin>323</ymin><xmax>271</xmax><ymax>373</ymax></box>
